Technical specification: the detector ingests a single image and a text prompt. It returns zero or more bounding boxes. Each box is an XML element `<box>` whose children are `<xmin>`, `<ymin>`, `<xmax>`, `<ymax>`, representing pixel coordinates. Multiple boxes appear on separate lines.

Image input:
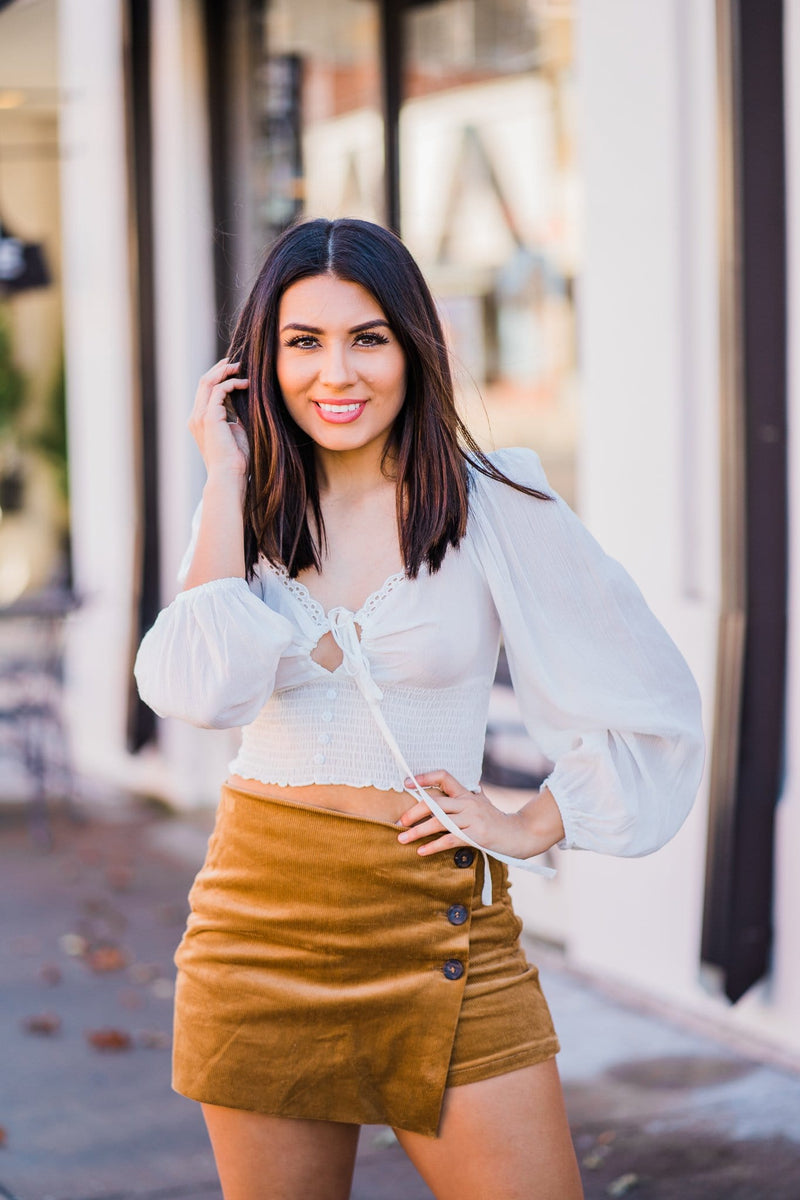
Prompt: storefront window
<box><xmin>255</xmin><ymin>0</ymin><xmax>384</xmax><ymax>242</ymax></box>
<box><xmin>401</xmin><ymin>0</ymin><xmax>579</xmax><ymax>502</ymax></box>
<box><xmin>0</xmin><ymin>0</ymin><xmax>67</xmax><ymax>603</ymax></box>
<box><xmin>252</xmin><ymin>0</ymin><xmax>578</xmax><ymax>502</ymax></box>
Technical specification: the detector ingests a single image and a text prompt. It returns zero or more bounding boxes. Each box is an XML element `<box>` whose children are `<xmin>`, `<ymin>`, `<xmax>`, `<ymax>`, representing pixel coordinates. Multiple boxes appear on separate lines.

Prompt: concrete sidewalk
<box><xmin>2</xmin><ymin>796</ymin><xmax>800</xmax><ymax>1200</ymax></box>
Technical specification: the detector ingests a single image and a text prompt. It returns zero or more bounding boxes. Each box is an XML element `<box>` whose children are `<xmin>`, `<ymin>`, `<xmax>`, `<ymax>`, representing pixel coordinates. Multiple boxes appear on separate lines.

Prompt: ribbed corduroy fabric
<box><xmin>172</xmin><ymin>784</ymin><xmax>559</xmax><ymax>1138</ymax></box>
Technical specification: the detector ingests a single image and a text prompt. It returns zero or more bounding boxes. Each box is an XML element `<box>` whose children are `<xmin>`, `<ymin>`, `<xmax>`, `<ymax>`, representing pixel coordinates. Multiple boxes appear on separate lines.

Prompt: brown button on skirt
<box><xmin>172</xmin><ymin>784</ymin><xmax>560</xmax><ymax>1138</ymax></box>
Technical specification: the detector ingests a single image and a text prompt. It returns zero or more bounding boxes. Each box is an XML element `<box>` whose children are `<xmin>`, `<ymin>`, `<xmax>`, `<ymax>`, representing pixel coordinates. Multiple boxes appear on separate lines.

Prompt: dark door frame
<box><xmin>124</xmin><ymin>0</ymin><xmax>160</xmax><ymax>753</ymax></box>
<box><xmin>701</xmin><ymin>0</ymin><xmax>787</xmax><ymax>1004</ymax></box>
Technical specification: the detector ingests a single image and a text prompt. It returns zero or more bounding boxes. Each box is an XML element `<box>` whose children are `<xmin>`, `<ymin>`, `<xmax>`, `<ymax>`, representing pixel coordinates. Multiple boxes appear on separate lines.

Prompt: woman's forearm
<box><xmin>182</xmin><ymin>473</ymin><xmax>247</xmax><ymax>590</ymax></box>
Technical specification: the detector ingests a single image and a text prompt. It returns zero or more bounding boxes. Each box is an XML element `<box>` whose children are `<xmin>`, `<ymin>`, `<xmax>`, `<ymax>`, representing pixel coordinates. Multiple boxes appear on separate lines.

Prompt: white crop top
<box><xmin>134</xmin><ymin>447</ymin><xmax>705</xmax><ymax>900</ymax></box>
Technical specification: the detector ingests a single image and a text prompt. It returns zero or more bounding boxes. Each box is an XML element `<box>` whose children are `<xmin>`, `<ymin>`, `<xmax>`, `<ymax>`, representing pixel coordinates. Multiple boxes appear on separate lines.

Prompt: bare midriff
<box><xmin>225</xmin><ymin>775</ymin><xmax>417</xmax><ymax>825</ymax></box>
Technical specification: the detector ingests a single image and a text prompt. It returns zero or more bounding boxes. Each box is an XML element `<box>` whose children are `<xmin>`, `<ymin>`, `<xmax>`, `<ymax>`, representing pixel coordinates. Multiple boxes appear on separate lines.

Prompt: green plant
<box><xmin>0</xmin><ymin>306</ymin><xmax>25</xmax><ymax>436</ymax></box>
<box><xmin>31</xmin><ymin>351</ymin><xmax>68</xmax><ymax>500</ymax></box>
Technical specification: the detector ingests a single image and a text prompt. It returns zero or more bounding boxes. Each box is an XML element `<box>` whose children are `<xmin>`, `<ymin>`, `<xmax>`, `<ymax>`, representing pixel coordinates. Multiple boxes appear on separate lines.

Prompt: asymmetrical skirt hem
<box><xmin>172</xmin><ymin>784</ymin><xmax>559</xmax><ymax>1139</ymax></box>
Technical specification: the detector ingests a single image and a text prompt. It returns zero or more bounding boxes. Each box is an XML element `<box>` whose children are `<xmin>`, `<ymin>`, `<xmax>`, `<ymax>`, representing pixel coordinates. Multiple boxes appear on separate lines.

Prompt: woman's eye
<box><xmin>355</xmin><ymin>332</ymin><xmax>390</xmax><ymax>347</ymax></box>
<box><xmin>283</xmin><ymin>332</ymin><xmax>389</xmax><ymax>350</ymax></box>
<box><xmin>285</xmin><ymin>335</ymin><xmax>318</xmax><ymax>349</ymax></box>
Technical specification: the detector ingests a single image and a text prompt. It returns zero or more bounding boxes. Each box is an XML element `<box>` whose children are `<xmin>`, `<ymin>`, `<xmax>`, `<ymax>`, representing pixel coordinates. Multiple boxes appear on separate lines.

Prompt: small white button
<box><xmin>326</xmin><ymin>688</ymin><xmax>337</xmax><ymax>700</ymax></box>
<box><xmin>321</xmin><ymin>711</ymin><xmax>333</xmax><ymax>722</ymax></box>
<box><xmin>319</xmin><ymin>733</ymin><xmax>331</xmax><ymax>745</ymax></box>
<box><xmin>313</xmin><ymin>752</ymin><xmax>326</xmax><ymax>765</ymax></box>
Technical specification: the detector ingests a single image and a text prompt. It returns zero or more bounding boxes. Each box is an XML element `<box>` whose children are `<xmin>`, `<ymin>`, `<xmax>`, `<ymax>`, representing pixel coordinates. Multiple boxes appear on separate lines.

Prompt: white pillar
<box><xmin>58</xmin><ymin>0</ymin><xmax>140</xmax><ymax>793</ymax></box>
<box><xmin>58</xmin><ymin>0</ymin><xmax>233</xmax><ymax>806</ymax></box>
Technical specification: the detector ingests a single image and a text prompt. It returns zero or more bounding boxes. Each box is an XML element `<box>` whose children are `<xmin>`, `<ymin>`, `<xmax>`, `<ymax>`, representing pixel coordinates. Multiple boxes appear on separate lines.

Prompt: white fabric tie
<box><xmin>328</xmin><ymin>607</ymin><xmax>555</xmax><ymax>904</ymax></box>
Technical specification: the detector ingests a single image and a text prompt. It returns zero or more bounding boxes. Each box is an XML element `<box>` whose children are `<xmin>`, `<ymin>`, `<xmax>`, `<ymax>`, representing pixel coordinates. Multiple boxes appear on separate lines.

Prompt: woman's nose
<box><xmin>318</xmin><ymin>343</ymin><xmax>358</xmax><ymax>388</ymax></box>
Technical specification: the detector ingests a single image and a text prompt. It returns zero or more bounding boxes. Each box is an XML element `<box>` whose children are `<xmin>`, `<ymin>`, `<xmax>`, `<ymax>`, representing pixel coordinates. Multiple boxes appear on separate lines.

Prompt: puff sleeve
<box><xmin>133</xmin><ymin>503</ymin><xmax>295</xmax><ymax>729</ymax></box>
<box><xmin>468</xmin><ymin>447</ymin><xmax>705</xmax><ymax>857</ymax></box>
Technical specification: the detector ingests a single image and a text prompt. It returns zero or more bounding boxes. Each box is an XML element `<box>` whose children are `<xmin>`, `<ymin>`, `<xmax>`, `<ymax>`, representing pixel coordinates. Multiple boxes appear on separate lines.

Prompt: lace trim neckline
<box><xmin>264</xmin><ymin>562</ymin><xmax>408</xmax><ymax>628</ymax></box>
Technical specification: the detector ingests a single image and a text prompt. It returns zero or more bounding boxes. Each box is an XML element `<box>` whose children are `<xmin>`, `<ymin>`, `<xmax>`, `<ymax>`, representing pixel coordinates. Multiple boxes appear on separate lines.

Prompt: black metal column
<box><xmin>204</xmin><ymin>0</ymin><xmax>235</xmax><ymax>357</ymax></box>
<box><xmin>379</xmin><ymin>0</ymin><xmax>403</xmax><ymax>233</ymax></box>
<box><xmin>702</xmin><ymin>0</ymin><xmax>787</xmax><ymax>1003</ymax></box>
<box><xmin>124</xmin><ymin>0</ymin><xmax>160</xmax><ymax>752</ymax></box>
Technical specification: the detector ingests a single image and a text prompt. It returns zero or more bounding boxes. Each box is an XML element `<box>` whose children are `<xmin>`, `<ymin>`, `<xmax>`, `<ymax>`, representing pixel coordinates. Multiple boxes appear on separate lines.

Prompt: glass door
<box><xmin>254</xmin><ymin>0</ymin><xmax>385</xmax><ymax>241</ymax></box>
<box><xmin>400</xmin><ymin>0</ymin><xmax>579</xmax><ymax>504</ymax></box>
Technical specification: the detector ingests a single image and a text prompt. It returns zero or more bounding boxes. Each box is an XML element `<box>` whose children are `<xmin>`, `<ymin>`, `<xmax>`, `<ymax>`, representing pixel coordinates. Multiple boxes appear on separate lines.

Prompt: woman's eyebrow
<box><xmin>280</xmin><ymin>319</ymin><xmax>391</xmax><ymax>335</ymax></box>
<box><xmin>350</xmin><ymin>319</ymin><xmax>390</xmax><ymax>334</ymax></box>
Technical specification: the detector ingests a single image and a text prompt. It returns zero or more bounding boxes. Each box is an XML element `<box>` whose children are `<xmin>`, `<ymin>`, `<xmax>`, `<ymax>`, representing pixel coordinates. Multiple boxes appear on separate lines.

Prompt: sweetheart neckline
<box><xmin>263</xmin><ymin>562</ymin><xmax>409</xmax><ymax>628</ymax></box>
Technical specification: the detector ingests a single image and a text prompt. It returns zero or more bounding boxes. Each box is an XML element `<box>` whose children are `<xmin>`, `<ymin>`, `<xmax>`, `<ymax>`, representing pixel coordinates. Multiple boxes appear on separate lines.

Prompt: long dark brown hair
<box><xmin>225</xmin><ymin>217</ymin><xmax>551</xmax><ymax>579</ymax></box>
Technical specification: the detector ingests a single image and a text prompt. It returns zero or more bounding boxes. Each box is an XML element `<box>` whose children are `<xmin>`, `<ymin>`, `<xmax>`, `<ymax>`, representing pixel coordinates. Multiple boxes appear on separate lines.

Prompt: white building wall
<box><xmin>58</xmin><ymin>0</ymin><xmax>139</xmax><ymax>795</ymax></box>
<box><xmin>564</xmin><ymin>0</ymin><xmax>719</xmax><ymax>1001</ymax></box>
<box><xmin>513</xmin><ymin>0</ymin><xmax>800</xmax><ymax>1061</ymax></box>
<box><xmin>515</xmin><ymin>0</ymin><xmax>719</xmax><ymax>998</ymax></box>
<box><xmin>58</xmin><ymin>0</ymin><xmax>231</xmax><ymax>807</ymax></box>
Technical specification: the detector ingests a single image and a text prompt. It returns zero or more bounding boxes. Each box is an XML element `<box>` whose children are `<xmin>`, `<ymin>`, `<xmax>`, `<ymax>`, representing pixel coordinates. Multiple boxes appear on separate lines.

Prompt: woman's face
<box><xmin>276</xmin><ymin>274</ymin><xmax>406</xmax><ymax>459</ymax></box>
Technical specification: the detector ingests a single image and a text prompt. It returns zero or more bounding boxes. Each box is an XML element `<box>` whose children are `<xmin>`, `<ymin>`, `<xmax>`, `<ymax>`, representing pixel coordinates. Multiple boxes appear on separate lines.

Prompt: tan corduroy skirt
<box><xmin>172</xmin><ymin>783</ymin><xmax>559</xmax><ymax>1138</ymax></box>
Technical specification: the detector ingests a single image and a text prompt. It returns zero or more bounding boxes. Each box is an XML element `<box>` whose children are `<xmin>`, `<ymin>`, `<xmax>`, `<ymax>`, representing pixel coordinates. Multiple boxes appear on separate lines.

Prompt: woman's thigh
<box><xmin>394</xmin><ymin>1059</ymin><xmax>583</xmax><ymax>1200</ymax></box>
<box><xmin>201</xmin><ymin>1103</ymin><xmax>361</xmax><ymax>1200</ymax></box>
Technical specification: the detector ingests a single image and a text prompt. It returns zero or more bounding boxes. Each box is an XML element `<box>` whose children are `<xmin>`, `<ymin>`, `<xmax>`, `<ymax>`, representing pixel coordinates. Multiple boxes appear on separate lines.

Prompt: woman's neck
<box><xmin>314</xmin><ymin>441</ymin><xmax>398</xmax><ymax>501</ymax></box>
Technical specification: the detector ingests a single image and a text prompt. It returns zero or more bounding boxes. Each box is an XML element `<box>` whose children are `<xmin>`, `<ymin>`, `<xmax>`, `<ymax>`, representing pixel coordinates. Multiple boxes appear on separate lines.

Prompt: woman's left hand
<box><xmin>397</xmin><ymin>770</ymin><xmax>565</xmax><ymax>860</ymax></box>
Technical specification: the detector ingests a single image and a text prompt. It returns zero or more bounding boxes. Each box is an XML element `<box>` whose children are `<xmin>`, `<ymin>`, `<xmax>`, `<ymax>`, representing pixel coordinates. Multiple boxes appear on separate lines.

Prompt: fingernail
<box><xmin>398</xmin><ymin>832</ymin><xmax>408</xmax><ymax>842</ymax></box>
<box><xmin>404</xmin><ymin>777</ymin><xmax>414</xmax><ymax>787</ymax></box>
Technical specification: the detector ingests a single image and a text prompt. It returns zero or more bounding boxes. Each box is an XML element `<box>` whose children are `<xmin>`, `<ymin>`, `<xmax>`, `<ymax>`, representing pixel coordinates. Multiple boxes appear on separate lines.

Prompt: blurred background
<box><xmin>0</xmin><ymin>0</ymin><xmax>798</xmax><ymax>1088</ymax></box>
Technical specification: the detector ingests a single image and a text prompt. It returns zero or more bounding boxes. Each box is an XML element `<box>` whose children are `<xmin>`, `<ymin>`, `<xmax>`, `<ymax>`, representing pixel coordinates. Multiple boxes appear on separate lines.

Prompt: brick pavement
<box><xmin>2</xmin><ymin>798</ymin><xmax>800</xmax><ymax>1199</ymax></box>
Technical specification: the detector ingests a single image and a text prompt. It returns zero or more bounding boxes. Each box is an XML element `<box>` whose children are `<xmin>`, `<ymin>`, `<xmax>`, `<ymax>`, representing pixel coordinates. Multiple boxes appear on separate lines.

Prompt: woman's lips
<box><xmin>313</xmin><ymin>400</ymin><xmax>367</xmax><ymax>424</ymax></box>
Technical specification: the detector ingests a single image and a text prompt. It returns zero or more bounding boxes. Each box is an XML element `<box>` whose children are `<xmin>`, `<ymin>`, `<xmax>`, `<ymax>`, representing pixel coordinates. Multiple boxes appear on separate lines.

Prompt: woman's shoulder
<box><xmin>467</xmin><ymin>446</ymin><xmax>554</xmax><ymax>507</ymax></box>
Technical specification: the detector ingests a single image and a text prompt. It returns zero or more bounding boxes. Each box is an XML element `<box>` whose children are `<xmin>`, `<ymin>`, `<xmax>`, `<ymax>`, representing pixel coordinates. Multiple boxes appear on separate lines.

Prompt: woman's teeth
<box><xmin>316</xmin><ymin>402</ymin><xmax>363</xmax><ymax>413</ymax></box>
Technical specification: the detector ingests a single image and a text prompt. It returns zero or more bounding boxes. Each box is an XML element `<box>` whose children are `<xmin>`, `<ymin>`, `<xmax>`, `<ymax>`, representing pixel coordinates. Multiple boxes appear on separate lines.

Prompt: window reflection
<box><xmin>253</xmin><ymin>0</ymin><xmax>578</xmax><ymax>503</ymax></box>
<box><xmin>259</xmin><ymin>0</ymin><xmax>384</xmax><ymax>235</ymax></box>
<box><xmin>401</xmin><ymin>0</ymin><xmax>578</xmax><ymax>503</ymax></box>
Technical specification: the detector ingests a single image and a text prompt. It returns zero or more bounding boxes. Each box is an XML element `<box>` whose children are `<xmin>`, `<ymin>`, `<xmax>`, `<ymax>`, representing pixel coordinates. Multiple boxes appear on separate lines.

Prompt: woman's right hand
<box><xmin>188</xmin><ymin>358</ymin><xmax>251</xmax><ymax>481</ymax></box>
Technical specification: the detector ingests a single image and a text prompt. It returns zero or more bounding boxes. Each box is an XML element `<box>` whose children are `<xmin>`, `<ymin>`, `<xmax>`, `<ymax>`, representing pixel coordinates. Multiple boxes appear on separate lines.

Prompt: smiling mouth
<box><xmin>313</xmin><ymin>400</ymin><xmax>367</xmax><ymax>423</ymax></box>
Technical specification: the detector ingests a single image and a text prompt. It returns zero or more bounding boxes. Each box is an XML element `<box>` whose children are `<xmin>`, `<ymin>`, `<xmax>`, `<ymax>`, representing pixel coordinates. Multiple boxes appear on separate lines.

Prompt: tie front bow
<box><xmin>327</xmin><ymin>607</ymin><xmax>384</xmax><ymax>703</ymax></box>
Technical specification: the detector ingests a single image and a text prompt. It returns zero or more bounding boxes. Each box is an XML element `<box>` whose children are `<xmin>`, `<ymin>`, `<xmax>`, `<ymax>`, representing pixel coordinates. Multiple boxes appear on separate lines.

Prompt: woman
<box><xmin>135</xmin><ymin>217</ymin><xmax>704</xmax><ymax>1200</ymax></box>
